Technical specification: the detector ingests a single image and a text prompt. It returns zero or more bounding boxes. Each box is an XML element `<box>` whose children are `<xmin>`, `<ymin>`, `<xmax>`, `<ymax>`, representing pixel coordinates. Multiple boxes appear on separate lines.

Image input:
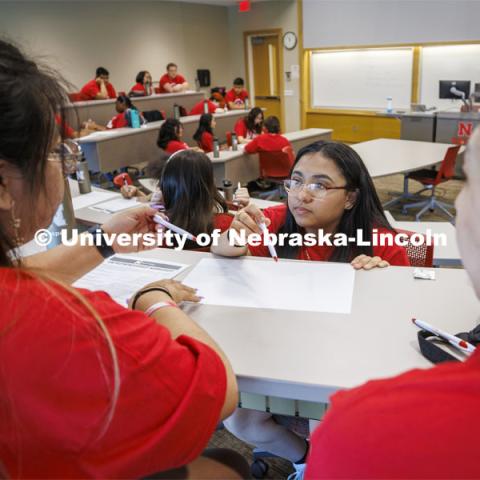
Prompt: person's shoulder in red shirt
<box><xmin>245</xmin><ymin>133</ymin><xmax>292</xmax><ymax>154</ymax></box>
<box><xmin>0</xmin><ymin>267</ymin><xmax>227</xmax><ymax>478</ymax></box>
<box><xmin>234</xmin><ymin>117</ymin><xmax>248</xmax><ymax>138</ymax></box>
<box><xmin>130</xmin><ymin>82</ymin><xmax>146</xmax><ymax>96</ymax></box>
<box><xmin>107</xmin><ymin>112</ymin><xmax>128</xmax><ymax>129</ymax></box>
<box><xmin>55</xmin><ymin>114</ymin><xmax>76</xmax><ymax>138</ymax></box>
<box><xmin>165</xmin><ymin>139</ymin><xmax>189</xmax><ymax>154</ymax></box>
<box><xmin>199</xmin><ymin>131</ymin><xmax>214</xmax><ymax>153</ymax></box>
<box><xmin>80</xmin><ymin>79</ymin><xmax>100</xmax><ymax>100</ymax></box>
<box><xmin>80</xmin><ymin>67</ymin><xmax>116</xmax><ymax>100</ymax></box>
<box><xmin>189</xmin><ymin>100</ymin><xmax>217</xmax><ymax>116</ymax></box>
<box><xmin>306</xmin><ymin>351</ymin><xmax>480</xmax><ymax>479</ymax></box>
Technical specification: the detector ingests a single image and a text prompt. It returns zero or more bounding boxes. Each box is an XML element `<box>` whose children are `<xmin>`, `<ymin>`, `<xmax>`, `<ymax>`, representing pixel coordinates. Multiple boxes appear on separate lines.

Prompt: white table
<box><xmin>78</xmin><ymin>110</ymin><xmax>247</xmax><ymax>172</ymax></box>
<box><xmin>208</xmin><ymin>128</ymin><xmax>333</xmax><ymax>186</ymax></box>
<box><xmin>112</xmin><ymin>248</ymin><xmax>479</xmax><ymax>411</ymax></box>
<box><xmin>65</xmin><ymin>91</ymin><xmax>203</xmax><ymax>126</ymax></box>
<box><xmin>352</xmin><ymin>138</ymin><xmax>461</xmax><ymax>178</ymax></box>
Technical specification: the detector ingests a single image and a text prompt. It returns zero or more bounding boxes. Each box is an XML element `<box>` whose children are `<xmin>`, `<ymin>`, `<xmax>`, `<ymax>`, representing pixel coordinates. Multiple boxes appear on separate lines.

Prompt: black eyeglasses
<box><xmin>284</xmin><ymin>178</ymin><xmax>349</xmax><ymax>200</ymax></box>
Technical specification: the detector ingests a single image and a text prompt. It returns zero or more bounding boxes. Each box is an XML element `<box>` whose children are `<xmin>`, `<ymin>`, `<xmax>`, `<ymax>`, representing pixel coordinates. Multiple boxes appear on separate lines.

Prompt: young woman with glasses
<box><xmin>210</xmin><ymin>140</ymin><xmax>410</xmax><ymax>478</ymax></box>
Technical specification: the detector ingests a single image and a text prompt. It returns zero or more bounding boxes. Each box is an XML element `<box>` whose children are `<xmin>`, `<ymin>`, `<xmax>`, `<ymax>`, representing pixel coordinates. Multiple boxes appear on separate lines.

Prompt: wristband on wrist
<box><xmin>145</xmin><ymin>301</ymin><xmax>178</xmax><ymax>317</ymax></box>
<box><xmin>131</xmin><ymin>287</ymin><xmax>174</xmax><ymax>310</ymax></box>
<box><xmin>87</xmin><ymin>226</ymin><xmax>115</xmax><ymax>259</ymax></box>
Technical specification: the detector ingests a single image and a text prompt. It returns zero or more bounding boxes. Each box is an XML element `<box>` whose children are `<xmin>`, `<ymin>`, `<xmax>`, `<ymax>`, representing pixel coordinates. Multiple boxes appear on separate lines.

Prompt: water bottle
<box><xmin>244</xmin><ymin>97</ymin><xmax>250</xmax><ymax>111</ymax></box>
<box><xmin>213</xmin><ymin>137</ymin><xmax>220</xmax><ymax>158</ymax></box>
<box><xmin>195</xmin><ymin>77</ymin><xmax>200</xmax><ymax>92</ymax></box>
<box><xmin>232</xmin><ymin>132</ymin><xmax>238</xmax><ymax>151</ymax></box>
<box><xmin>76</xmin><ymin>159</ymin><xmax>92</xmax><ymax>194</ymax></box>
<box><xmin>222</xmin><ymin>179</ymin><xmax>234</xmax><ymax>201</ymax></box>
<box><xmin>173</xmin><ymin>103</ymin><xmax>180</xmax><ymax>120</ymax></box>
<box><xmin>386</xmin><ymin>96</ymin><xmax>393</xmax><ymax>113</ymax></box>
<box><xmin>203</xmin><ymin>99</ymin><xmax>209</xmax><ymax>114</ymax></box>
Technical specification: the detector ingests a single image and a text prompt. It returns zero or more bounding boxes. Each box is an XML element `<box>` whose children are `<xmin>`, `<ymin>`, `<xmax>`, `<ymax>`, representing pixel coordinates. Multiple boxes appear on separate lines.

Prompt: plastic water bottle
<box><xmin>244</xmin><ymin>98</ymin><xmax>250</xmax><ymax>111</ymax></box>
<box><xmin>203</xmin><ymin>99</ymin><xmax>209</xmax><ymax>114</ymax></box>
<box><xmin>386</xmin><ymin>96</ymin><xmax>393</xmax><ymax>113</ymax></box>
<box><xmin>213</xmin><ymin>137</ymin><xmax>220</xmax><ymax>158</ymax></box>
<box><xmin>173</xmin><ymin>104</ymin><xmax>180</xmax><ymax>120</ymax></box>
<box><xmin>232</xmin><ymin>133</ymin><xmax>238</xmax><ymax>151</ymax></box>
<box><xmin>222</xmin><ymin>179</ymin><xmax>234</xmax><ymax>201</ymax></box>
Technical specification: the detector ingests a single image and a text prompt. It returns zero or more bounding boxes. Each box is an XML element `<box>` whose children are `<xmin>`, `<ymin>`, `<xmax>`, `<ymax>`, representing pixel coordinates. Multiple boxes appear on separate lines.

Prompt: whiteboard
<box><xmin>420</xmin><ymin>44</ymin><xmax>480</xmax><ymax>110</ymax></box>
<box><xmin>311</xmin><ymin>48</ymin><xmax>414</xmax><ymax>110</ymax></box>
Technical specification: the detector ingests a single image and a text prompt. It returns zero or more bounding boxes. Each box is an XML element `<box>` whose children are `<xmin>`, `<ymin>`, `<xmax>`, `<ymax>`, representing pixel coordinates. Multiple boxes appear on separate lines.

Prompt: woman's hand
<box><xmin>229</xmin><ymin>204</ymin><xmax>270</xmax><ymax>237</ymax></box>
<box><xmin>351</xmin><ymin>255</ymin><xmax>389</xmax><ymax>270</ymax></box>
<box><xmin>129</xmin><ymin>279</ymin><xmax>202</xmax><ymax>309</ymax></box>
<box><xmin>121</xmin><ymin>185</ymin><xmax>139</xmax><ymax>199</ymax></box>
<box><xmin>234</xmin><ymin>187</ymin><xmax>250</xmax><ymax>208</ymax></box>
<box><xmin>101</xmin><ymin>205</ymin><xmax>167</xmax><ymax>253</ymax></box>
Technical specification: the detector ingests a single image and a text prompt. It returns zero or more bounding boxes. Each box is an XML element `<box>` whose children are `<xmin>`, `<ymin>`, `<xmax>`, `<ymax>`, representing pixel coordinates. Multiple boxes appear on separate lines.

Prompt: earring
<box><xmin>10</xmin><ymin>201</ymin><xmax>24</xmax><ymax>247</ymax></box>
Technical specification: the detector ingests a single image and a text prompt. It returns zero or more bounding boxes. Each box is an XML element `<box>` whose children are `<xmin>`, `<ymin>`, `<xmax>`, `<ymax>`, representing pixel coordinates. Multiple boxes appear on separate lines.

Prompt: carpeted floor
<box><xmin>208</xmin><ymin>173</ymin><xmax>464</xmax><ymax>479</ymax></box>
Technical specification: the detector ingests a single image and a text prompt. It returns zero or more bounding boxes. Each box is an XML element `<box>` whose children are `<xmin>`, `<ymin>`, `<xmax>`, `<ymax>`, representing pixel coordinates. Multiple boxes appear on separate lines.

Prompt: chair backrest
<box><xmin>154</xmin><ymin>87</ymin><xmax>162</xmax><ymax>94</ymax></box>
<box><xmin>226</xmin><ymin>131</ymin><xmax>232</xmax><ymax>147</ymax></box>
<box><xmin>436</xmin><ymin>145</ymin><xmax>461</xmax><ymax>183</ymax></box>
<box><xmin>395</xmin><ymin>228</ymin><xmax>434</xmax><ymax>267</ymax></box>
<box><xmin>258</xmin><ymin>145</ymin><xmax>295</xmax><ymax>179</ymax></box>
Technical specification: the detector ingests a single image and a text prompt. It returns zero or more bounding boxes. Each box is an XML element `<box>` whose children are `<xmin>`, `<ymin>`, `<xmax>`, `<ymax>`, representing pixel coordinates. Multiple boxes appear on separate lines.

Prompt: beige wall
<box><xmin>0</xmin><ymin>1</ymin><xmax>232</xmax><ymax>94</ymax></box>
<box><xmin>227</xmin><ymin>0</ymin><xmax>300</xmax><ymax>132</ymax></box>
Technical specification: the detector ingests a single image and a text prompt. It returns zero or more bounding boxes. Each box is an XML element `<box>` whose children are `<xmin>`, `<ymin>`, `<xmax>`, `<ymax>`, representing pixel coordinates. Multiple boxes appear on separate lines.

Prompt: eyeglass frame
<box><xmin>283</xmin><ymin>178</ymin><xmax>354</xmax><ymax>199</ymax></box>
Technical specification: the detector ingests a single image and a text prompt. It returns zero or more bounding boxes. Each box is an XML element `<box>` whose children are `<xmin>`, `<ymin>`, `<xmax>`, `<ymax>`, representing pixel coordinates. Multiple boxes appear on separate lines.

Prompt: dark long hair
<box><xmin>277</xmin><ymin>140</ymin><xmax>393</xmax><ymax>261</ymax></box>
<box><xmin>0</xmin><ymin>39</ymin><xmax>70</xmax><ymax>267</ymax></box>
<box><xmin>116</xmin><ymin>94</ymin><xmax>134</xmax><ymax>109</ymax></box>
<box><xmin>135</xmin><ymin>70</ymin><xmax>148</xmax><ymax>84</ymax></box>
<box><xmin>157</xmin><ymin>118</ymin><xmax>182</xmax><ymax>149</ymax></box>
<box><xmin>193</xmin><ymin>114</ymin><xmax>214</xmax><ymax>143</ymax></box>
<box><xmin>245</xmin><ymin>107</ymin><xmax>264</xmax><ymax>135</ymax></box>
<box><xmin>148</xmin><ymin>150</ymin><xmax>227</xmax><ymax>248</ymax></box>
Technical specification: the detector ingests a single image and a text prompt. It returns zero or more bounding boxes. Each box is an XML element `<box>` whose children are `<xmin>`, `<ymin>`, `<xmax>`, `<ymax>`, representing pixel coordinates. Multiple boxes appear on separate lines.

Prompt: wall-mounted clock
<box><xmin>283</xmin><ymin>31</ymin><xmax>297</xmax><ymax>50</ymax></box>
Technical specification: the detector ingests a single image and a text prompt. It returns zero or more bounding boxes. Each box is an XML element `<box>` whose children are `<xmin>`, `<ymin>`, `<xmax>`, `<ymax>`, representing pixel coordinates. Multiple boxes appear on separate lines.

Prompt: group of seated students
<box><xmin>79</xmin><ymin>63</ymin><xmax>189</xmax><ymax>100</ymax></box>
<box><xmin>2</xmin><ymin>38</ymin><xmax>480</xmax><ymax>479</ymax></box>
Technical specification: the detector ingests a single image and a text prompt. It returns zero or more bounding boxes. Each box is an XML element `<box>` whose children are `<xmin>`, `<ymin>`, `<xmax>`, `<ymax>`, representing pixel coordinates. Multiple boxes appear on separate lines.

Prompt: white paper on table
<box><xmin>72</xmin><ymin>191</ymin><xmax>119</xmax><ymax>210</ymax></box>
<box><xmin>183</xmin><ymin>258</ymin><xmax>355</xmax><ymax>314</ymax></box>
<box><xmin>74</xmin><ymin>255</ymin><xmax>189</xmax><ymax>306</ymax></box>
<box><xmin>89</xmin><ymin>197</ymin><xmax>139</xmax><ymax>214</ymax></box>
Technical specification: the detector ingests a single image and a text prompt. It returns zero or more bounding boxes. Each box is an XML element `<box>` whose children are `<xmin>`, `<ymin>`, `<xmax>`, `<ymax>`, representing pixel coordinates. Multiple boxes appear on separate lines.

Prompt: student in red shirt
<box><xmin>225</xmin><ymin>77</ymin><xmax>249</xmax><ymax>110</ymax></box>
<box><xmin>244</xmin><ymin>115</ymin><xmax>292</xmax><ymax>154</ymax></box>
<box><xmin>159</xmin><ymin>62</ymin><xmax>189</xmax><ymax>93</ymax></box>
<box><xmin>193</xmin><ymin>113</ymin><xmax>216</xmax><ymax>153</ymax></box>
<box><xmin>80</xmin><ymin>66</ymin><xmax>117</xmax><ymax>100</ymax></box>
<box><xmin>157</xmin><ymin>118</ymin><xmax>190</xmax><ymax>154</ymax></box>
<box><xmin>189</xmin><ymin>98</ymin><xmax>220</xmax><ymax>116</ymax></box>
<box><xmin>212</xmin><ymin>140</ymin><xmax>409</xmax><ymax>477</ymax></box>
<box><xmin>304</xmin><ymin>128</ymin><xmax>480</xmax><ymax>479</ymax></box>
<box><xmin>129</xmin><ymin>70</ymin><xmax>153</xmax><ymax>97</ymax></box>
<box><xmin>106</xmin><ymin>95</ymin><xmax>145</xmax><ymax>129</ymax></box>
<box><xmin>234</xmin><ymin>107</ymin><xmax>264</xmax><ymax>143</ymax></box>
<box><xmin>0</xmin><ymin>39</ymin><xmax>245</xmax><ymax>479</ymax></box>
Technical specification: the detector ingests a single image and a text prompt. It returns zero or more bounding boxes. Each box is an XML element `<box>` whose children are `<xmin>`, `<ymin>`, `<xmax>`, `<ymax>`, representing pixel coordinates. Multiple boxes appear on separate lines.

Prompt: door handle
<box><xmin>255</xmin><ymin>96</ymin><xmax>281</xmax><ymax>100</ymax></box>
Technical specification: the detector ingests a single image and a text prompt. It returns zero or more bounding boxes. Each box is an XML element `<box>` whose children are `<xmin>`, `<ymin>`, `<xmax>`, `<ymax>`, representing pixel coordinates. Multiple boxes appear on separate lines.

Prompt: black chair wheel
<box><xmin>251</xmin><ymin>459</ymin><xmax>269</xmax><ymax>479</ymax></box>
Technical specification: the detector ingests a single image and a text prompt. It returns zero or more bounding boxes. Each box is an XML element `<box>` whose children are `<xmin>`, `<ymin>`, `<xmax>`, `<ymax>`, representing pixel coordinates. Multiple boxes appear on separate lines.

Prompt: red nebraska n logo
<box><xmin>458</xmin><ymin>122</ymin><xmax>473</xmax><ymax>137</ymax></box>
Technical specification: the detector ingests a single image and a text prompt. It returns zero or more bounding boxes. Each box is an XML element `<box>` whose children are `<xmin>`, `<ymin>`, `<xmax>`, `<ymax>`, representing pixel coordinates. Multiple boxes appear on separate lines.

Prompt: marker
<box><xmin>412</xmin><ymin>318</ymin><xmax>476</xmax><ymax>354</ymax></box>
<box><xmin>233</xmin><ymin>182</ymin><xmax>242</xmax><ymax>206</ymax></box>
<box><xmin>153</xmin><ymin>214</ymin><xmax>197</xmax><ymax>242</ymax></box>
<box><xmin>258</xmin><ymin>221</ymin><xmax>278</xmax><ymax>262</ymax></box>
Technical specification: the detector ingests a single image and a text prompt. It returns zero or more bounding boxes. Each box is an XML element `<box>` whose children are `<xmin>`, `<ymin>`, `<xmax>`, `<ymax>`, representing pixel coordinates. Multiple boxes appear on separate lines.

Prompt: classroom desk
<box><xmin>208</xmin><ymin>128</ymin><xmax>333</xmax><ymax>186</ymax></box>
<box><xmin>65</xmin><ymin>91</ymin><xmax>204</xmax><ymax>126</ymax></box>
<box><xmin>352</xmin><ymin>138</ymin><xmax>460</xmax><ymax>178</ymax></box>
<box><xmin>111</xmin><ymin>248</ymin><xmax>479</xmax><ymax>410</ymax></box>
<box><xmin>77</xmin><ymin>110</ymin><xmax>246</xmax><ymax>172</ymax></box>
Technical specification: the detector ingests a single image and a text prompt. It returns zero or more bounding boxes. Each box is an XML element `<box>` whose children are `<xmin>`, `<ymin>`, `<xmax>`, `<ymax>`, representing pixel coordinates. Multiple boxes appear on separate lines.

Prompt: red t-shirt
<box><xmin>234</xmin><ymin>117</ymin><xmax>260</xmax><ymax>140</ymax></box>
<box><xmin>108</xmin><ymin>112</ymin><xmax>128</xmax><ymax>129</ymax></box>
<box><xmin>189</xmin><ymin>100</ymin><xmax>217</xmax><ymax>116</ymax></box>
<box><xmin>244</xmin><ymin>133</ymin><xmax>292</xmax><ymax>154</ymax></box>
<box><xmin>80</xmin><ymin>79</ymin><xmax>117</xmax><ymax>100</ymax></box>
<box><xmin>198</xmin><ymin>131</ymin><xmax>214</xmax><ymax>153</ymax></box>
<box><xmin>159</xmin><ymin>73</ymin><xmax>187</xmax><ymax>94</ymax></box>
<box><xmin>129</xmin><ymin>82</ymin><xmax>148</xmax><ymax>96</ymax></box>
<box><xmin>0</xmin><ymin>268</ymin><xmax>226</xmax><ymax>478</ymax></box>
<box><xmin>248</xmin><ymin>205</ymin><xmax>410</xmax><ymax>266</ymax></box>
<box><xmin>306</xmin><ymin>349</ymin><xmax>480</xmax><ymax>479</ymax></box>
<box><xmin>193</xmin><ymin>214</ymin><xmax>234</xmax><ymax>252</ymax></box>
<box><xmin>164</xmin><ymin>140</ymin><xmax>189</xmax><ymax>154</ymax></box>
<box><xmin>55</xmin><ymin>114</ymin><xmax>75</xmax><ymax>139</ymax></box>
<box><xmin>225</xmin><ymin>88</ymin><xmax>249</xmax><ymax>106</ymax></box>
